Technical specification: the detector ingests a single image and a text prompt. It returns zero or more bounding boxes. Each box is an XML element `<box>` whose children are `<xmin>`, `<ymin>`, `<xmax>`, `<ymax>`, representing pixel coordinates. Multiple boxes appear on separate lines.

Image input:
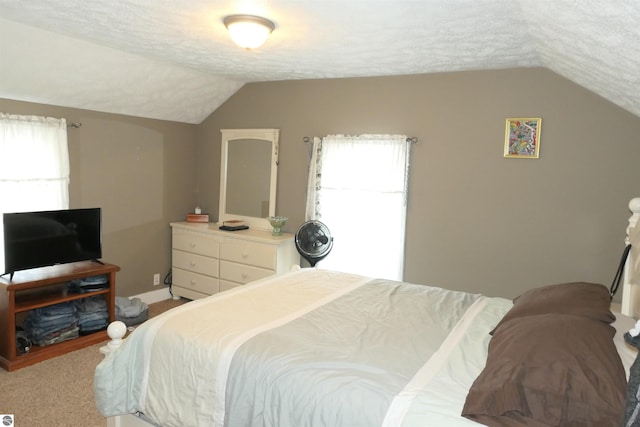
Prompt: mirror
<box><xmin>219</xmin><ymin>129</ymin><xmax>279</xmax><ymax>230</ymax></box>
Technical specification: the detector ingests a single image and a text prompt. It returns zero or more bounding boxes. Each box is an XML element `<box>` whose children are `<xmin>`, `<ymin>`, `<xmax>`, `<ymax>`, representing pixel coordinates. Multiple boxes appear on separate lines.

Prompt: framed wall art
<box><xmin>504</xmin><ymin>117</ymin><xmax>541</xmax><ymax>159</ymax></box>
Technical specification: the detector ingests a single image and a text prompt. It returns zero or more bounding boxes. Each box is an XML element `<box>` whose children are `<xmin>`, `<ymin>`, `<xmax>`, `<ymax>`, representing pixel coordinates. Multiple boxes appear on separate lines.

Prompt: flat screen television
<box><xmin>3</xmin><ymin>207</ymin><xmax>102</xmax><ymax>276</ymax></box>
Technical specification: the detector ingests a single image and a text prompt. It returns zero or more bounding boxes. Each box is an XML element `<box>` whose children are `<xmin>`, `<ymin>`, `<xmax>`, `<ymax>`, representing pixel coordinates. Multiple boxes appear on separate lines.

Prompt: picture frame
<box><xmin>504</xmin><ymin>117</ymin><xmax>541</xmax><ymax>159</ymax></box>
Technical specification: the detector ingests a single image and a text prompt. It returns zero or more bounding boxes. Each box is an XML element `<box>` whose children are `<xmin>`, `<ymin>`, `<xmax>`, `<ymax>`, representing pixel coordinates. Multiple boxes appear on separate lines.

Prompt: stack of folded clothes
<box><xmin>74</xmin><ymin>296</ymin><xmax>110</xmax><ymax>334</ymax></box>
<box><xmin>22</xmin><ymin>301</ymin><xmax>79</xmax><ymax>346</ymax></box>
<box><xmin>67</xmin><ymin>274</ymin><xmax>109</xmax><ymax>293</ymax></box>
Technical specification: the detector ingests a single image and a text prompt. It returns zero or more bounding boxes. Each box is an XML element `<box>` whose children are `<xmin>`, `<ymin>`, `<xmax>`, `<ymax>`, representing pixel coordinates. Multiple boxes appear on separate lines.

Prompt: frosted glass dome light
<box><xmin>223</xmin><ymin>15</ymin><xmax>275</xmax><ymax>49</ymax></box>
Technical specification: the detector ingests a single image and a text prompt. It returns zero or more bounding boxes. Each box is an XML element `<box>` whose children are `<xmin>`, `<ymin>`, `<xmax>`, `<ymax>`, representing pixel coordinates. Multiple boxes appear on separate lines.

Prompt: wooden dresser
<box><xmin>170</xmin><ymin>222</ymin><xmax>299</xmax><ymax>300</ymax></box>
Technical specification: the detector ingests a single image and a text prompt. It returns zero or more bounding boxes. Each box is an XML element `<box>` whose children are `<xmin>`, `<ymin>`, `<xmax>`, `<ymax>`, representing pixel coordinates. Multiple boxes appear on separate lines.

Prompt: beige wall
<box><xmin>198</xmin><ymin>68</ymin><xmax>640</xmax><ymax>300</ymax></box>
<box><xmin>0</xmin><ymin>99</ymin><xmax>198</xmax><ymax>296</ymax></box>
<box><xmin>3</xmin><ymin>67</ymin><xmax>639</xmax><ymax>301</ymax></box>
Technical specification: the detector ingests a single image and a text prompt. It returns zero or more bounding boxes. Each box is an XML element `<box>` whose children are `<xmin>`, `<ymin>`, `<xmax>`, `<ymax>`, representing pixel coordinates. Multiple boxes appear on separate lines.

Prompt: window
<box><xmin>305</xmin><ymin>134</ymin><xmax>411</xmax><ymax>280</ymax></box>
<box><xmin>0</xmin><ymin>113</ymin><xmax>70</xmax><ymax>272</ymax></box>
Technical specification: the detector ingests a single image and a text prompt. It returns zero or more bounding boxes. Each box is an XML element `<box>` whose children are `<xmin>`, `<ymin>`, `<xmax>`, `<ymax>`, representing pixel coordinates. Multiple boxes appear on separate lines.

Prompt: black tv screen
<box><xmin>3</xmin><ymin>208</ymin><xmax>102</xmax><ymax>275</ymax></box>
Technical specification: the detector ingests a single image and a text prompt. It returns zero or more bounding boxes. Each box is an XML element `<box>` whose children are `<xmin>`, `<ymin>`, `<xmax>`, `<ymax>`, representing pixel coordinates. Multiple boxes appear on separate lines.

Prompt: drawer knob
<box><xmin>242</xmin><ymin>252</ymin><xmax>249</xmax><ymax>258</ymax></box>
<box><xmin>190</xmin><ymin>242</ymin><xmax>197</xmax><ymax>248</ymax></box>
<box><xmin>190</xmin><ymin>279</ymin><xmax>197</xmax><ymax>285</ymax></box>
<box><xmin>242</xmin><ymin>273</ymin><xmax>248</xmax><ymax>279</ymax></box>
<box><xmin>190</xmin><ymin>261</ymin><xmax>196</xmax><ymax>266</ymax></box>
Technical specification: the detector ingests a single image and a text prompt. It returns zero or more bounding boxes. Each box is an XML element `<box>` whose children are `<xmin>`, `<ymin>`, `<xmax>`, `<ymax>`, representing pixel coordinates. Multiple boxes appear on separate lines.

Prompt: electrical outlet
<box><xmin>153</xmin><ymin>273</ymin><xmax>160</xmax><ymax>286</ymax></box>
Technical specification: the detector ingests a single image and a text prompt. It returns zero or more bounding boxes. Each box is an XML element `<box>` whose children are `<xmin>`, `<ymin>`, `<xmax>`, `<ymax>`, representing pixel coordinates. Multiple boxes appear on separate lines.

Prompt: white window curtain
<box><xmin>305</xmin><ymin>134</ymin><xmax>411</xmax><ymax>281</ymax></box>
<box><xmin>0</xmin><ymin>113</ymin><xmax>70</xmax><ymax>272</ymax></box>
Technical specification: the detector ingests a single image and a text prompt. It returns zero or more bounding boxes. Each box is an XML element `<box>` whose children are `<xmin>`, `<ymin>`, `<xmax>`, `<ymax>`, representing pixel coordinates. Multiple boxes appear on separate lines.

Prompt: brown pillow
<box><xmin>463</xmin><ymin>314</ymin><xmax>626</xmax><ymax>427</ymax></box>
<box><xmin>491</xmin><ymin>282</ymin><xmax>614</xmax><ymax>335</ymax></box>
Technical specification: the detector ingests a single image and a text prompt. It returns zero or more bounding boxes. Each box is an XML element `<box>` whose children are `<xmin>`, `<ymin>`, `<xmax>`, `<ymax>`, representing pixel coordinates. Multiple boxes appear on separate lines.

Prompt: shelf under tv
<box><xmin>0</xmin><ymin>261</ymin><xmax>119</xmax><ymax>371</ymax></box>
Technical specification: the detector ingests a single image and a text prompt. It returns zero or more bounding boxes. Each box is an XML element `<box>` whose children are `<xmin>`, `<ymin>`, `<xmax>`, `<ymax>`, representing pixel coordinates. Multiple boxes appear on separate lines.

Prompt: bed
<box><xmin>94</xmin><ymin>197</ymin><xmax>640</xmax><ymax>427</ymax></box>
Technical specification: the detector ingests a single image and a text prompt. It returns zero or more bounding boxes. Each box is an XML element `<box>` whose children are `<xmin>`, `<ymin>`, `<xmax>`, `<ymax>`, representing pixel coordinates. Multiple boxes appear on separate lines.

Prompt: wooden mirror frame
<box><xmin>218</xmin><ymin>128</ymin><xmax>279</xmax><ymax>230</ymax></box>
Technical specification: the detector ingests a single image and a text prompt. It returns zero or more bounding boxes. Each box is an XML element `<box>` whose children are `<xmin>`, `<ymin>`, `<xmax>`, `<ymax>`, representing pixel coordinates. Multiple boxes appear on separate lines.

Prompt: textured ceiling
<box><xmin>0</xmin><ymin>1</ymin><xmax>639</xmax><ymax>124</ymax></box>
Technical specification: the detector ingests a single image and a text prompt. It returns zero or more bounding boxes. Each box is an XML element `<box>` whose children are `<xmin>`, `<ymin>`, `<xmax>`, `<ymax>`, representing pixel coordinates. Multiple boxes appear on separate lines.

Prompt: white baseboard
<box><xmin>130</xmin><ymin>287</ymin><xmax>172</xmax><ymax>305</ymax></box>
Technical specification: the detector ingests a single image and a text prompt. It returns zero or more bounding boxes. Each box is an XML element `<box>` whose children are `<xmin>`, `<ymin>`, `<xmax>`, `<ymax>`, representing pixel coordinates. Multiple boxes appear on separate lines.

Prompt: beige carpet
<box><xmin>0</xmin><ymin>297</ymin><xmax>187</xmax><ymax>427</ymax></box>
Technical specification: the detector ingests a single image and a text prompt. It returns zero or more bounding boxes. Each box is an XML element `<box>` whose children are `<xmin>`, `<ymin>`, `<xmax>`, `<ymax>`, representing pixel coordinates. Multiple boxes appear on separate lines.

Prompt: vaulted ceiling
<box><xmin>1</xmin><ymin>1</ymin><xmax>639</xmax><ymax>124</ymax></box>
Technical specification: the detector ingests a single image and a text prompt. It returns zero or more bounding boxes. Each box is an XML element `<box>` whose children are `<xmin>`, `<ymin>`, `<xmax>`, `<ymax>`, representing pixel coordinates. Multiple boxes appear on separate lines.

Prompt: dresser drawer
<box><xmin>173</xmin><ymin>229</ymin><xmax>219</xmax><ymax>258</ymax></box>
<box><xmin>172</xmin><ymin>250</ymin><xmax>218</xmax><ymax>278</ymax></box>
<box><xmin>220</xmin><ymin>241</ymin><xmax>276</xmax><ymax>270</ymax></box>
<box><xmin>220</xmin><ymin>260</ymin><xmax>274</xmax><ymax>285</ymax></box>
<box><xmin>172</xmin><ymin>268</ymin><xmax>219</xmax><ymax>295</ymax></box>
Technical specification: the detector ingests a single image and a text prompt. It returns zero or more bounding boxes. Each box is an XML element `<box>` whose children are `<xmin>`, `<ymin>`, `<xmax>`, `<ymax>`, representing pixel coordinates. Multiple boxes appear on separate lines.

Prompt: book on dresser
<box><xmin>219</xmin><ymin>219</ymin><xmax>249</xmax><ymax>231</ymax></box>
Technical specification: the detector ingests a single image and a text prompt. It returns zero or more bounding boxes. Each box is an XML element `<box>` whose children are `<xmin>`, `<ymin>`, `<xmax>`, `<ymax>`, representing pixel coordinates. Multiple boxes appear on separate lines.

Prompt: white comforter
<box><xmin>95</xmin><ymin>269</ymin><xmax>513</xmax><ymax>427</ymax></box>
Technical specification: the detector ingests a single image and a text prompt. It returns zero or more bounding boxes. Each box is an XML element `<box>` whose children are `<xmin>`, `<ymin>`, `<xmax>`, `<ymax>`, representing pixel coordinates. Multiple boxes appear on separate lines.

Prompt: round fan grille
<box><xmin>295</xmin><ymin>220</ymin><xmax>333</xmax><ymax>267</ymax></box>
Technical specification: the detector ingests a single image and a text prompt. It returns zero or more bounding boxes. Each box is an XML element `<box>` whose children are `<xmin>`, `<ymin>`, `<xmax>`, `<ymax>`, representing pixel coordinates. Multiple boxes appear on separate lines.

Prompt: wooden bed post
<box><xmin>100</xmin><ymin>320</ymin><xmax>147</xmax><ymax>427</ymax></box>
<box><xmin>100</xmin><ymin>320</ymin><xmax>127</xmax><ymax>355</ymax></box>
<box><xmin>621</xmin><ymin>197</ymin><xmax>640</xmax><ymax>318</ymax></box>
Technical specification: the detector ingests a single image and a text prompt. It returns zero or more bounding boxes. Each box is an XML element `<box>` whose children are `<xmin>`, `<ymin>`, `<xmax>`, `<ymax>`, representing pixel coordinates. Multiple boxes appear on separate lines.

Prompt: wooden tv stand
<box><xmin>0</xmin><ymin>261</ymin><xmax>119</xmax><ymax>371</ymax></box>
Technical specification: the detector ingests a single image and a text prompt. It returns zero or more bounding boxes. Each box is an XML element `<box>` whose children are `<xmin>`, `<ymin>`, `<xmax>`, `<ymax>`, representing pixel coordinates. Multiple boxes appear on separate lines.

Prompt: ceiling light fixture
<box><xmin>223</xmin><ymin>14</ymin><xmax>275</xmax><ymax>49</ymax></box>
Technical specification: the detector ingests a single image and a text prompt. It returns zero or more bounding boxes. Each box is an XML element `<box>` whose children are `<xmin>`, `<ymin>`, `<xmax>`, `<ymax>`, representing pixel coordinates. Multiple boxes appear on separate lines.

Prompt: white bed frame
<box><xmin>100</xmin><ymin>197</ymin><xmax>640</xmax><ymax>427</ymax></box>
<box><xmin>621</xmin><ymin>197</ymin><xmax>640</xmax><ymax>318</ymax></box>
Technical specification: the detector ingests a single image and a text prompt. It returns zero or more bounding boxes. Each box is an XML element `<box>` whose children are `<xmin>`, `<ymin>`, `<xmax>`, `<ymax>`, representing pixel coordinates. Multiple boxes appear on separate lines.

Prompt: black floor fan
<box><xmin>295</xmin><ymin>220</ymin><xmax>333</xmax><ymax>267</ymax></box>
